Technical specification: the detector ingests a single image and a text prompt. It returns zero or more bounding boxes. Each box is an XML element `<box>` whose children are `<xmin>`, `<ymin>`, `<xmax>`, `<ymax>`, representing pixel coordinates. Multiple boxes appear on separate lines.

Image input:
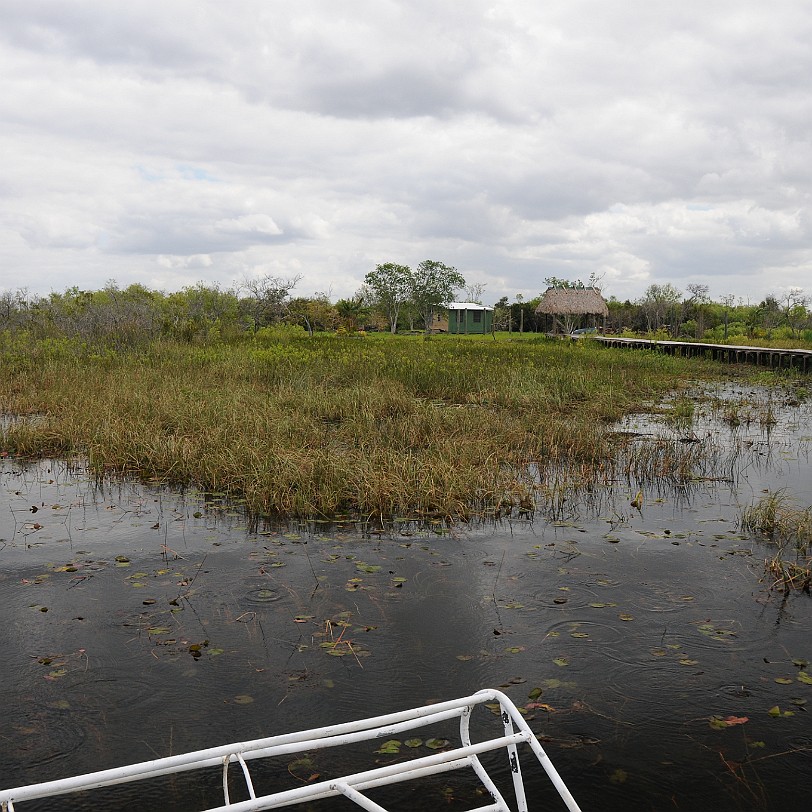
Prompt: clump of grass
<box><xmin>742</xmin><ymin>491</ymin><xmax>812</xmax><ymax>593</ymax></box>
<box><xmin>742</xmin><ymin>491</ymin><xmax>812</xmax><ymax>548</ymax></box>
<box><xmin>664</xmin><ymin>396</ymin><xmax>695</xmax><ymax>428</ymax></box>
<box><xmin>0</xmin><ymin>333</ymin><xmax>730</xmax><ymax>520</ymax></box>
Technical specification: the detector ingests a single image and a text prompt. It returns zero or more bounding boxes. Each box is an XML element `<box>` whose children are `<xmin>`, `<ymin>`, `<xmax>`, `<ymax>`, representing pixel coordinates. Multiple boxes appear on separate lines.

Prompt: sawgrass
<box><xmin>742</xmin><ymin>491</ymin><xmax>812</xmax><ymax>594</ymax></box>
<box><xmin>0</xmin><ymin>333</ymin><xmax>727</xmax><ymax>519</ymax></box>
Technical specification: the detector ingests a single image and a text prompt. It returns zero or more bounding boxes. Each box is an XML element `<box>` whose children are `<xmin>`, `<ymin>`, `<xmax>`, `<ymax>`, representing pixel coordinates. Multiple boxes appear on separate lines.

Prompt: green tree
<box><xmin>335</xmin><ymin>295</ymin><xmax>369</xmax><ymax>332</ymax></box>
<box><xmin>544</xmin><ymin>276</ymin><xmax>586</xmax><ymax>290</ymax></box>
<box><xmin>543</xmin><ymin>273</ymin><xmax>603</xmax><ymax>291</ymax></box>
<box><xmin>684</xmin><ymin>283</ymin><xmax>710</xmax><ymax>338</ymax></box>
<box><xmin>287</xmin><ymin>294</ymin><xmax>338</xmax><ymax>336</ymax></box>
<box><xmin>364</xmin><ymin>263</ymin><xmax>413</xmax><ymax>334</ymax></box>
<box><xmin>639</xmin><ymin>283</ymin><xmax>682</xmax><ymax>334</ymax></box>
<box><xmin>410</xmin><ymin>260</ymin><xmax>465</xmax><ymax>333</ymax></box>
<box><xmin>164</xmin><ymin>283</ymin><xmax>242</xmax><ymax>342</ymax></box>
<box><xmin>492</xmin><ymin>296</ymin><xmax>511</xmax><ymax>331</ymax></box>
<box><xmin>782</xmin><ymin>288</ymin><xmax>809</xmax><ymax>338</ymax></box>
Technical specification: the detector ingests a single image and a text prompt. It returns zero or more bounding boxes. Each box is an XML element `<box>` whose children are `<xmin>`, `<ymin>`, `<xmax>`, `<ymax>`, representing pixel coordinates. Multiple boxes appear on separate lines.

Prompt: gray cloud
<box><xmin>1</xmin><ymin>0</ymin><xmax>811</xmax><ymax>304</ymax></box>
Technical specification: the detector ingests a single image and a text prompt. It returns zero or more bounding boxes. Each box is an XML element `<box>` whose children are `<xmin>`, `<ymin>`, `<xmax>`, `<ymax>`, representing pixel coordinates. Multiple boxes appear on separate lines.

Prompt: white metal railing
<box><xmin>0</xmin><ymin>688</ymin><xmax>583</xmax><ymax>812</ymax></box>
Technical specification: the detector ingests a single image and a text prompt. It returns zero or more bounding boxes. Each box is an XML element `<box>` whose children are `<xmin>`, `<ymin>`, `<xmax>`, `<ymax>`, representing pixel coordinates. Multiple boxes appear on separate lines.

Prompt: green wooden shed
<box><xmin>441</xmin><ymin>302</ymin><xmax>493</xmax><ymax>334</ymax></box>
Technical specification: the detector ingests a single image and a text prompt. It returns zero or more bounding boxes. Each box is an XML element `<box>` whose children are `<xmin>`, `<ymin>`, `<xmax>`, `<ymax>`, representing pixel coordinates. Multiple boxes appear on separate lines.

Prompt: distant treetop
<box><xmin>543</xmin><ymin>273</ymin><xmax>603</xmax><ymax>291</ymax></box>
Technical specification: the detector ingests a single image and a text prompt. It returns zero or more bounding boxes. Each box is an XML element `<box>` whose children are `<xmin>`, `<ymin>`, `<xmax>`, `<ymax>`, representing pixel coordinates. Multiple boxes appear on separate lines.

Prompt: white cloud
<box><xmin>0</xmin><ymin>0</ymin><xmax>811</xmax><ymax>304</ymax></box>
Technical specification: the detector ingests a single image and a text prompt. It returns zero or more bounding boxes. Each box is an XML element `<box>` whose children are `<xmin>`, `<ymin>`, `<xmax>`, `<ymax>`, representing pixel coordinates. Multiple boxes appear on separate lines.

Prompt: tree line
<box><xmin>0</xmin><ymin>260</ymin><xmax>466</xmax><ymax>348</ymax></box>
<box><xmin>0</xmin><ymin>270</ymin><xmax>809</xmax><ymax>348</ymax></box>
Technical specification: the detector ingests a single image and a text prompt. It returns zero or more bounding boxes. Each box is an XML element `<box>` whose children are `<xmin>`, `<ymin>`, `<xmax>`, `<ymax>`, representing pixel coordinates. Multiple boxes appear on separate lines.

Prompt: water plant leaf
<box><xmin>774</xmin><ymin>677</ymin><xmax>793</xmax><ymax>685</ymax></box>
<box><xmin>710</xmin><ymin>715</ymin><xmax>748</xmax><ymax>729</ymax></box>
<box><xmin>553</xmin><ymin>657</ymin><xmax>570</xmax><ymax>667</ymax></box>
<box><xmin>404</xmin><ymin>739</ymin><xmax>423</xmax><ymax>748</ymax></box>
<box><xmin>355</xmin><ymin>563</ymin><xmax>381</xmax><ymax>574</ymax></box>
<box><xmin>797</xmin><ymin>671</ymin><xmax>812</xmax><ymax>685</ymax></box>
<box><xmin>375</xmin><ymin>740</ymin><xmax>401</xmax><ymax>754</ymax></box>
<box><xmin>527</xmin><ymin>702</ymin><xmax>556</xmax><ymax>712</ymax></box>
<box><xmin>233</xmin><ymin>695</ymin><xmax>254</xmax><ymax>704</ymax></box>
<box><xmin>618</xmin><ymin>613</ymin><xmax>634</xmax><ymax>621</ymax></box>
<box><xmin>528</xmin><ymin>687</ymin><xmax>543</xmax><ymax>700</ymax></box>
<box><xmin>425</xmin><ymin>738</ymin><xmax>449</xmax><ymax>750</ymax></box>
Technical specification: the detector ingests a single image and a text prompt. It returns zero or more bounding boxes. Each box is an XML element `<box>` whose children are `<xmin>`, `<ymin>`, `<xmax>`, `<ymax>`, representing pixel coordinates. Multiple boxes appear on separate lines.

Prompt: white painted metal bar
<box><xmin>0</xmin><ymin>689</ymin><xmax>583</xmax><ymax>812</ymax></box>
<box><xmin>458</xmin><ymin>702</ymin><xmax>513</xmax><ymax>810</ymax></box>
<box><xmin>499</xmin><ymin>701</ymin><xmax>529</xmax><ymax>812</ymax></box>
<box><xmin>332</xmin><ymin>781</ymin><xmax>390</xmax><ymax>811</ymax></box>
<box><xmin>203</xmin><ymin>737</ymin><xmax>531</xmax><ymax>811</ymax></box>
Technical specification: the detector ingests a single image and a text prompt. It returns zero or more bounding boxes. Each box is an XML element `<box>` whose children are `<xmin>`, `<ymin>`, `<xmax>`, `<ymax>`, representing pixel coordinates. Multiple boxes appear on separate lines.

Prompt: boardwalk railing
<box><xmin>0</xmin><ymin>689</ymin><xmax>583</xmax><ymax>812</ymax></box>
<box><xmin>596</xmin><ymin>336</ymin><xmax>811</xmax><ymax>373</ymax></box>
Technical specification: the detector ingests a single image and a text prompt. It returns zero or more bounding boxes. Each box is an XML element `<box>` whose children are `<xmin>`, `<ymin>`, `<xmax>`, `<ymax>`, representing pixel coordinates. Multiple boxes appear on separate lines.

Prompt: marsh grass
<box><xmin>742</xmin><ymin>491</ymin><xmax>812</xmax><ymax>593</ymax></box>
<box><xmin>0</xmin><ymin>333</ymin><xmax>730</xmax><ymax>519</ymax></box>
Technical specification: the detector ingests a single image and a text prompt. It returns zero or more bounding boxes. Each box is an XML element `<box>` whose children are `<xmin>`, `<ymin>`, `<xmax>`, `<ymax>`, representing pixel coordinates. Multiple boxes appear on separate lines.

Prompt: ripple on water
<box><xmin>544</xmin><ymin>618</ymin><xmax>627</xmax><ymax>646</ymax></box>
<box><xmin>243</xmin><ymin>586</ymin><xmax>286</xmax><ymax>605</ymax></box>
<box><xmin>5</xmin><ymin>699</ymin><xmax>88</xmax><ymax>775</ymax></box>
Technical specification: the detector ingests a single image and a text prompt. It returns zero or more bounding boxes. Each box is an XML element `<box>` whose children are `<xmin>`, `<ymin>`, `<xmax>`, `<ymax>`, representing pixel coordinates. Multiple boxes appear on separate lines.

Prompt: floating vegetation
<box><xmin>742</xmin><ymin>491</ymin><xmax>812</xmax><ymax>593</ymax></box>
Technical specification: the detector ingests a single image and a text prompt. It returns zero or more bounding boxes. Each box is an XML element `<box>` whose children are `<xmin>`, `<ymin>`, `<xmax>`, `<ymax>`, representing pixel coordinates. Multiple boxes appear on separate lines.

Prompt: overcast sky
<box><xmin>2</xmin><ymin>0</ymin><xmax>810</xmax><ymax>305</ymax></box>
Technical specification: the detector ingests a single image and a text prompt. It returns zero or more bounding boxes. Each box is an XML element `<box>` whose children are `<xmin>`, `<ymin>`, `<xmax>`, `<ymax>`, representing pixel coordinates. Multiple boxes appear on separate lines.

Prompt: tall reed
<box><xmin>0</xmin><ymin>333</ymin><xmax>730</xmax><ymax>519</ymax></box>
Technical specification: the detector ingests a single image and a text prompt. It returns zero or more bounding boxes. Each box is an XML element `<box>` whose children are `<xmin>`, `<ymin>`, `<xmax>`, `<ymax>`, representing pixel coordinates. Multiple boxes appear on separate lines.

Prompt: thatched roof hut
<box><xmin>535</xmin><ymin>288</ymin><xmax>609</xmax><ymax>333</ymax></box>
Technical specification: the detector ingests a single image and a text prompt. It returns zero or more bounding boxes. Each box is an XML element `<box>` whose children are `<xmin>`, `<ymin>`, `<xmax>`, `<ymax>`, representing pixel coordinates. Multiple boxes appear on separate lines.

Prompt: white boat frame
<box><xmin>0</xmin><ymin>688</ymin><xmax>582</xmax><ymax>811</ymax></box>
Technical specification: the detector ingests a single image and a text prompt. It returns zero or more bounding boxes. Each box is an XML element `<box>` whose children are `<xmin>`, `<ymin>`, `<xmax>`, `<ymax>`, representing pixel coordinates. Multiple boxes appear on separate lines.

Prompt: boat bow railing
<box><xmin>0</xmin><ymin>688</ymin><xmax>582</xmax><ymax>812</ymax></box>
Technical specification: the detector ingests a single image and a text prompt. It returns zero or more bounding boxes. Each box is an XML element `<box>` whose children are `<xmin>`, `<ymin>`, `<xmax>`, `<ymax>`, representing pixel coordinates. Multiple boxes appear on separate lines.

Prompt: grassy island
<box><xmin>0</xmin><ymin>332</ymin><xmax>732</xmax><ymax>519</ymax></box>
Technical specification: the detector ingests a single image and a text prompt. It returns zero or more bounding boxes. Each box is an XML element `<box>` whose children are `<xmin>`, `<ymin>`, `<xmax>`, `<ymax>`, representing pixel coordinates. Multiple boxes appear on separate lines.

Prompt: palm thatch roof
<box><xmin>535</xmin><ymin>288</ymin><xmax>609</xmax><ymax>317</ymax></box>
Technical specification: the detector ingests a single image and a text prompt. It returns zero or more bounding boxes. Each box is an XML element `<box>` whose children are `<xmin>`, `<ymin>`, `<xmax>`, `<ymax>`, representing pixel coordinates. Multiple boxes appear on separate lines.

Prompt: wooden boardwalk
<box><xmin>596</xmin><ymin>336</ymin><xmax>812</xmax><ymax>373</ymax></box>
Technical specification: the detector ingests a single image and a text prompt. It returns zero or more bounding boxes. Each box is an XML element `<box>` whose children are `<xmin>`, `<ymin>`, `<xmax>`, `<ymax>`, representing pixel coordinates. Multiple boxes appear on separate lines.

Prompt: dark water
<box><xmin>1</xmin><ymin>384</ymin><xmax>810</xmax><ymax>811</ymax></box>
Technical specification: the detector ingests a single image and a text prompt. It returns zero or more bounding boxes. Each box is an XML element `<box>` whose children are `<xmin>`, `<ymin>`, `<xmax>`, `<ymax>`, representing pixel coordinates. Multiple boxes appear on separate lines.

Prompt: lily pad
<box><xmin>375</xmin><ymin>740</ymin><xmax>401</xmax><ymax>754</ymax></box>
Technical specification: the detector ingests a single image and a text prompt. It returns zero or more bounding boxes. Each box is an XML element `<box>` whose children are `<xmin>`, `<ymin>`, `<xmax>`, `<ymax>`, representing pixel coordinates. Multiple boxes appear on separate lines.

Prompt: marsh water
<box><xmin>1</xmin><ymin>382</ymin><xmax>811</xmax><ymax>811</ymax></box>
